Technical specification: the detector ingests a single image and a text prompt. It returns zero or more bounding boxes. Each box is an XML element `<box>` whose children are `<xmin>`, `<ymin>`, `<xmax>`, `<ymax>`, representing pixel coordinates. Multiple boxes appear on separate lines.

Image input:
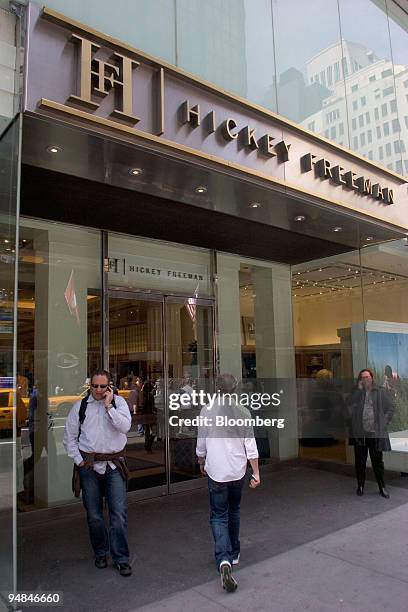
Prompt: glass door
<box><xmin>108</xmin><ymin>292</ymin><xmax>167</xmax><ymax>494</ymax></box>
<box><xmin>108</xmin><ymin>292</ymin><xmax>215</xmax><ymax>495</ymax></box>
<box><xmin>166</xmin><ymin>296</ymin><xmax>215</xmax><ymax>492</ymax></box>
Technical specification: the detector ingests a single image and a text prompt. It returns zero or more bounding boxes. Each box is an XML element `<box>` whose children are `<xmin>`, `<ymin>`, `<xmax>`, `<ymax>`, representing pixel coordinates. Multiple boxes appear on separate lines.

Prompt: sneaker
<box><xmin>94</xmin><ymin>556</ymin><xmax>107</xmax><ymax>569</ymax></box>
<box><xmin>114</xmin><ymin>562</ymin><xmax>132</xmax><ymax>577</ymax></box>
<box><xmin>232</xmin><ymin>553</ymin><xmax>240</xmax><ymax>566</ymax></box>
<box><xmin>219</xmin><ymin>561</ymin><xmax>237</xmax><ymax>592</ymax></box>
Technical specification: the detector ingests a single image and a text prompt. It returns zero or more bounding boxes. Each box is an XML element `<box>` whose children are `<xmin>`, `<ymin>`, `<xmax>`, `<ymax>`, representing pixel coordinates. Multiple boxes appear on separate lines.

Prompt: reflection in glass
<box><xmin>108</xmin><ymin>297</ymin><xmax>167</xmax><ymax>491</ymax></box>
<box><xmin>387</xmin><ymin>2</ymin><xmax>408</xmax><ymax>175</ymax></box>
<box><xmin>273</xmin><ymin>0</ymin><xmax>348</xmax><ymax>145</ymax></box>
<box><xmin>16</xmin><ymin>220</ymin><xmax>101</xmax><ymax>511</ymax></box>
<box><xmin>176</xmin><ymin>0</ymin><xmax>277</xmax><ymax>110</ymax></box>
<box><xmin>168</xmin><ymin>299</ymin><xmax>214</xmax><ymax>485</ymax></box>
<box><xmin>292</xmin><ymin>250</ymin><xmax>364</xmax><ymax>462</ymax></box>
<box><xmin>0</xmin><ymin>116</ymin><xmax>19</xmax><ymax>595</ymax></box>
<box><xmin>360</xmin><ymin>238</ymin><xmax>408</xmax><ymax>451</ymax></box>
<box><xmin>337</xmin><ymin>0</ymin><xmax>404</xmax><ymax>168</ymax></box>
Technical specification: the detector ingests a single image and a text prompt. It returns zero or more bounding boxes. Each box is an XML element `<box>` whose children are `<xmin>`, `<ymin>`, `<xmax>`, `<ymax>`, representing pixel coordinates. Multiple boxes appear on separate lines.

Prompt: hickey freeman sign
<box><xmin>301</xmin><ymin>153</ymin><xmax>394</xmax><ymax>204</ymax></box>
<box><xmin>24</xmin><ymin>6</ymin><xmax>407</xmax><ymax>228</ymax></box>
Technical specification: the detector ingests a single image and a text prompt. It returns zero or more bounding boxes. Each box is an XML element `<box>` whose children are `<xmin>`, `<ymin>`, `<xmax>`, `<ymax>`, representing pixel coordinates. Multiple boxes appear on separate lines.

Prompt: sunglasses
<box><xmin>91</xmin><ymin>384</ymin><xmax>109</xmax><ymax>389</ymax></box>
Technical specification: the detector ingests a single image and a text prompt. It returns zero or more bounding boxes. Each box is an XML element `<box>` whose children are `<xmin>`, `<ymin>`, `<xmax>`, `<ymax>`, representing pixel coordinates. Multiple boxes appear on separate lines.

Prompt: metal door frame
<box><xmin>106</xmin><ymin>288</ymin><xmax>215</xmax><ymax>498</ymax></box>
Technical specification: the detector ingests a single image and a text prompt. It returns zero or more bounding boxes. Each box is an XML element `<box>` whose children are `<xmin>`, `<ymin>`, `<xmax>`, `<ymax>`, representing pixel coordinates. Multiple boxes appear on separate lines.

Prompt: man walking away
<box><xmin>63</xmin><ymin>369</ymin><xmax>132</xmax><ymax>576</ymax></box>
<box><xmin>196</xmin><ymin>373</ymin><xmax>260</xmax><ymax>593</ymax></box>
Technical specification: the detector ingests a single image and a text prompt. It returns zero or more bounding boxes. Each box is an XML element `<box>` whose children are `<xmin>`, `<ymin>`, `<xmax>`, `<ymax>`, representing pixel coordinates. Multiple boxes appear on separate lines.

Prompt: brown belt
<box><xmin>71</xmin><ymin>447</ymin><xmax>128</xmax><ymax>498</ymax></box>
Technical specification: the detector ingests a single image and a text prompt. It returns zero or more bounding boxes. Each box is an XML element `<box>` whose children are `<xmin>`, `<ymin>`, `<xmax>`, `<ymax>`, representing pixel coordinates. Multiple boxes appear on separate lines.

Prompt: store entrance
<box><xmin>108</xmin><ymin>292</ymin><xmax>215</xmax><ymax>495</ymax></box>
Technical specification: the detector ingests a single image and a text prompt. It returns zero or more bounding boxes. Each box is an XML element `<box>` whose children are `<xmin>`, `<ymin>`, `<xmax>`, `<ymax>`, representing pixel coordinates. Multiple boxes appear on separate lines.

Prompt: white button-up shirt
<box><xmin>63</xmin><ymin>394</ymin><xmax>131</xmax><ymax>474</ymax></box>
<box><xmin>196</xmin><ymin>399</ymin><xmax>259</xmax><ymax>482</ymax></box>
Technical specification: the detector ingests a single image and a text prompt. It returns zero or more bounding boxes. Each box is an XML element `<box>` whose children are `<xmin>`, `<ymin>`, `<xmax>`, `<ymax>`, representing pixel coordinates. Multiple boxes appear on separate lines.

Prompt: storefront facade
<box><xmin>1</xmin><ymin>0</ymin><xmax>408</xmax><ymax>597</ymax></box>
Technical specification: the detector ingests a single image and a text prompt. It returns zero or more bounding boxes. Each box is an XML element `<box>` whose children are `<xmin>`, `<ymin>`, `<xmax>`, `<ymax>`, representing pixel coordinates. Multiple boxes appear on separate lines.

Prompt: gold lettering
<box><xmin>354</xmin><ymin>176</ymin><xmax>372</xmax><ymax>195</ymax></box>
<box><xmin>68</xmin><ymin>35</ymin><xmax>100</xmax><ymax>110</ymax></box>
<box><xmin>206</xmin><ymin>110</ymin><xmax>216</xmax><ymax>134</ymax></box>
<box><xmin>181</xmin><ymin>100</ymin><xmax>200</xmax><ymax>127</ymax></box>
<box><xmin>300</xmin><ymin>153</ymin><xmax>316</xmax><ymax>172</ymax></box>
<box><xmin>372</xmin><ymin>183</ymin><xmax>384</xmax><ymax>200</ymax></box>
<box><xmin>155</xmin><ymin>67</ymin><xmax>165</xmax><ymax>136</ymax></box>
<box><xmin>261</xmin><ymin>134</ymin><xmax>277</xmax><ymax>157</ymax></box>
<box><xmin>67</xmin><ymin>34</ymin><xmax>139</xmax><ymax>124</ymax></box>
<box><xmin>383</xmin><ymin>188</ymin><xmax>394</xmax><ymax>204</ymax></box>
<box><xmin>331</xmin><ymin>165</ymin><xmax>347</xmax><ymax>186</ymax></box>
<box><xmin>274</xmin><ymin>140</ymin><xmax>291</xmax><ymax>163</ymax></box>
<box><xmin>343</xmin><ymin>171</ymin><xmax>359</xmax><ymax>190</ymax></box>
<box><xmin>242</xmin><ymin>126</ymin><xmax>259</xmax><ymax>150</ymax></box>
<box><xmin>110</xmin><ymin>52</ymin><xmax>140</xmax><ymax>124</ymax></box>
<box><xmin>315</xmin><ymin>158</ymin><xmax>333</xmax><ymax>179</ymax></box>
<box><xmin>222</xmin><ymin>118</ymin><xmax>238</xmax><ymax>140</ymax></box>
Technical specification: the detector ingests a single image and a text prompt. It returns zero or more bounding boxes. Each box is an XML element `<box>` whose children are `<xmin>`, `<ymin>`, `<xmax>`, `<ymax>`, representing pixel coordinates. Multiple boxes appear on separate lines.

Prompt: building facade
<box><xmin>0</xmin><ymin>0</ymin><xmax>408</xmax><ymax>598</ymax></box>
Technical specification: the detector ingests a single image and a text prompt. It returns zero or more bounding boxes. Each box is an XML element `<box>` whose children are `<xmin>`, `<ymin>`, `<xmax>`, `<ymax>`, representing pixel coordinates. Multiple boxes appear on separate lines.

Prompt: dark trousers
<box><xmin>208</xmin><ymin>476</ymin><xmax>245</xmax><ymax>571</ymax></box>
<box><xmin>79</xmin><ymin>464</ymin><xmax>129</xmax><ymax>563</ymax></box>
<box><xmin>354</xmin><ymin>439</ymin><xmax>385</xmax><ymax>489</ymax></box>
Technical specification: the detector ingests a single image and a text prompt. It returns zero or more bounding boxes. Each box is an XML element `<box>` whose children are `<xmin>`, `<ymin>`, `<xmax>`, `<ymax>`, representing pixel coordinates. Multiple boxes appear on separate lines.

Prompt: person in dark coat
<box><xmin>346</xmin><ymin>368</ymin><xmax>395</xmax><ymax>498</ymax></box>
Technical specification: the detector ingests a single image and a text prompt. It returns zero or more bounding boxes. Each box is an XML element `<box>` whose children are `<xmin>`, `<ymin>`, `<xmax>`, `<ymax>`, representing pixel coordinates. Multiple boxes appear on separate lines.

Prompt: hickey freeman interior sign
<box><xmin>24</xmin><ymin>5</ymin><xmax>408</xmax><ymax>228</ymax></box>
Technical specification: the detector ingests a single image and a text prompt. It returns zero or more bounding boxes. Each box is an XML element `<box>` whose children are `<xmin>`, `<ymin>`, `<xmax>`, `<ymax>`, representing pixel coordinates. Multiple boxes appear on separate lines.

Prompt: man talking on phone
<box><xmin>63</xmin><ymin>369</ymin><xmax>132</xmax><ymax>576</ymax></box>
<box><xmin>196</xmin><ymin>373</ymin><xmax>260</xmax><ymax>593</ymax></box>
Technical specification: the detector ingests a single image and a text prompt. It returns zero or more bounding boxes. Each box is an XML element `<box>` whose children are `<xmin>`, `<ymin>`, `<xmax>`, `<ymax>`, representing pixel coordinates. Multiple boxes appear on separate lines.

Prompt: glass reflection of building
<box><xmin>297</xmin><ymin>39</ymin><xmax>408</xmax><ymax>173</ymax></box>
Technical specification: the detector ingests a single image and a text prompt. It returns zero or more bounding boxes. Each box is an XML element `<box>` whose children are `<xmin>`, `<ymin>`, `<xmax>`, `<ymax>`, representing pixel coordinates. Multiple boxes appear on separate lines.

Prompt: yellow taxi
<box><xmin>0</xmin><ymin>389</ymin><xmax>29</xmax><ymax>432</ymax></box>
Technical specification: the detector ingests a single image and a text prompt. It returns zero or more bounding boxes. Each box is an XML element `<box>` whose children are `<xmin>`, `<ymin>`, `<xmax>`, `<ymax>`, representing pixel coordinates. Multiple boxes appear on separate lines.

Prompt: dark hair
<box><xmin>90</xmin><ymin>369</ymin><xmax>111</xmax><ymax>383</ymax></box>
<box><xmin>357</xmin><ymin>368</ymin><xmax>374</xmax><ymax>383</ymax></box>
<box><xmin>384</xmin><ymin>365</ymin><xmax>393</xmax><ymax>377</ymax></box>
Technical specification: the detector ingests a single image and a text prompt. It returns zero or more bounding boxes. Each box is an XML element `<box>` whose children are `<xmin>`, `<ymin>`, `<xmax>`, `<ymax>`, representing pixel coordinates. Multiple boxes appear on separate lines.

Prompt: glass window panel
<box><xmin>0</xmin><ymin>115</ymin><xmax>19</xmax><ymax>595</ymax></box>
<box><xmin>273</xmin><ymin>0</ymin><xmax>348</xmax><ymax>146</ymax></box>
<box><xmin>176</xmin><ymin>0</ymin><xmax>277</xmax><ymax>110</ymax></box>
<box><xmin>338</xmin><ymin>0</ymin><xmax>394</xmax><ymax>166</ymax></box>
<box><xmin>29</xmin><ymin>0</ymin><xmax>176</xmax><ymax>63</ymax></box>
<box><xmin>360</xmin><ymin>239</ymin><xmax>408</xmax><ymax>454</ymax></box>
<box><xmin>17</xmin><ymin>219</ymin><xmax>101</xmax><ymax>511</ymax></box>
<box><xmin>293</xmin><ymin>251</ymin><xmax>364</xmax><ymax>461</ymax></box>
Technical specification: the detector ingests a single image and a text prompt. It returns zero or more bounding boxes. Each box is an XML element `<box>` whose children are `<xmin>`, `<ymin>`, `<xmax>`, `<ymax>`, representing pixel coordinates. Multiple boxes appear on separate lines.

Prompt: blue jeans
<box><xmin>79</xmin><ymin>464</ymin><xmax>129</xmax><ymax>563</ymax></box>
<box><xmin>208</xmin><ymin>476</ymin><xmax>245</xmax><ymax>571</ymax></box>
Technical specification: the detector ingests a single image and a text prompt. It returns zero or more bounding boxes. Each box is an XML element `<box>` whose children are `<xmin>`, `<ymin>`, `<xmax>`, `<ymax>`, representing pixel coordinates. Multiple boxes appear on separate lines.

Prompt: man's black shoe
<box><xmin>95</xmin><ymin>556</ymin><xmax>107</xmax><ymax>569</ymax></box>
<box><xmin>114</xmin><ymin>562</ymin><xmax>132</xmax><ymax>576</ymax></box>
<box><xmin>356</xmin><ymin>486</ymin><xmax>364</xmax><ymax>496</ymax></box>
<box><xmin>379</xmin><ymin>487</ymin><xmax>390</xmax><ymax>499</ymax></box>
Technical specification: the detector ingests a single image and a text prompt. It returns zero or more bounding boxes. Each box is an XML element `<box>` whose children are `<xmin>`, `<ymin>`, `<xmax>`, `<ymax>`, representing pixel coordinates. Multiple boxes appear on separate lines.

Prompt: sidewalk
<box><xmin>137</xmin><ymin>501</ymin><xmax>408</xmax><ymax>611</ymax></box>
<box><xmin>19</xmin><ymin>462</ymin><xmax>408</xmax><ymax>611</ymax></box>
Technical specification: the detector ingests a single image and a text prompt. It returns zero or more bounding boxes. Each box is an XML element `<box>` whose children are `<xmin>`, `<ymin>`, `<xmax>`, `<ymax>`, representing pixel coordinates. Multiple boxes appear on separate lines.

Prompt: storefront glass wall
<box><xmin>17</xmin><ymin>218</ymin><xmax>102</xmax><ymax>510</ymax></box>
<box><xmin>0</xmin><ymin>5</ymin><xmax>18</xmax><ymax>137</ymax></box>
<box><xmin>17</xmin><ymin>224</ymin><xmax>216</xmax><ymax>510</ymax></box>
<box><xmin>292</xmin><ymin>238</ymin><xmax>408</xmax><ymax>463</ymax></box>
<box><xmin>0</xmin><ymin>115</ymin><xmax>20</xmax><ymax>596</ymax></box>
<box><xmin>292</xmin><ymin>250</ymin><xmax>364</xmax><ymax>462</ymax></box>
<box><xmin>217</xmin><ymin>253</ymin><xmax>298</xmax><ymax>463</ymax></box>
<box><xmin>359</xmin><ymin>238</ymin><xmax>408</xmax><ymax>463</ymax></box>
<box><xmin>25</xmin><ymin>0</ymin><xmax>408</xmax><ymax>176</ymax></box>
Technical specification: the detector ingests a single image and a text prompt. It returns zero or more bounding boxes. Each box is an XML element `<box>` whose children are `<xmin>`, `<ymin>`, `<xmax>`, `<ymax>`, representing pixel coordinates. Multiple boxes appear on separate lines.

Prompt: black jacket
<box><xmin>346</xmin><ymin>385</ymin><xmax>395</xmax><ymax>451</ymax></box>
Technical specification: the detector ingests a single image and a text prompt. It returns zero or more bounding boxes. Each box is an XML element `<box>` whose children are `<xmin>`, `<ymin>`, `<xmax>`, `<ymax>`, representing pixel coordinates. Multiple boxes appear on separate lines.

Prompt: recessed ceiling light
<box><xmin>129</xmin><ymin>167</ymin><xmax>143</xmax><ymax>176</ymax></box>
<box><xmin>195</xmin><ymin>185</ymin><xmax>207</xmax><ymax>194</ymax></box>
<box><xmin>294</xmin><ymin>215</ymin><xmax>306</xmax><ymax>222</ymax></box>
<box><xmin>332</xmin><ymin>226</ymin><xmax>343</xmax><ymax>232</ymax></box>
<box><xmin>46</xmin><ymin>145</ymin><xmax>62</xmax><ymax>154</ymax></box>
<box><xmin>365</xmin><ymin>236</ymin><xmax>374</xmax><ymax>241</ymax></box>
<box><xmin>4</xmin><ymin>239</ymin><xmax>9</xmax><ymax>244</ymax></box>
<box><xmin>249</xmin><ymin>201</ymin><xmax>261</xmax><ymax>208</ymax></box>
